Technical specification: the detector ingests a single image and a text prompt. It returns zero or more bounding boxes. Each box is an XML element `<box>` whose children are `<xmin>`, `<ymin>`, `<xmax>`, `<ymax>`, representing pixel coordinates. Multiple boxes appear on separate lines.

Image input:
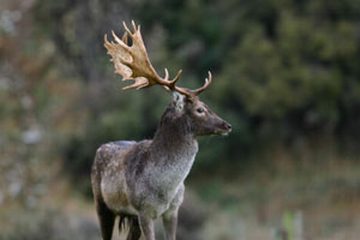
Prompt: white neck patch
<box><xmin>172</xmin><ymin>92</ymin><xmax>185</xmax><ymax>112</ymax></box>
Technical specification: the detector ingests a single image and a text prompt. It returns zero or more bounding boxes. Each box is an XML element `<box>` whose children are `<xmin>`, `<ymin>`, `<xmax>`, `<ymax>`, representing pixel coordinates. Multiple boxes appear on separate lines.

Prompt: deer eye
<box><xmin>196</xmin><ymin>107</ymin><xmax>205</xmax><ymax>114</ymax></box>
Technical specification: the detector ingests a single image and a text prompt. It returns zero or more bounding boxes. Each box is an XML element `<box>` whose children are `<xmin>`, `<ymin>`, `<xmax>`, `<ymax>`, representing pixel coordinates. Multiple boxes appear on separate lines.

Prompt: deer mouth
<box><xmin>215</xmin><ymin>121</ymin><xmax>232</xmax><ymax>136</ymax></box>
<box><xmin>216</xmin><ymin>129</ymin><xmax>231</xmax><ymax>136</ymax></box>
<box><xmin>220</xmin><ymin>131</ymin><xmax>230</xmax><ymax>136</ymax></box>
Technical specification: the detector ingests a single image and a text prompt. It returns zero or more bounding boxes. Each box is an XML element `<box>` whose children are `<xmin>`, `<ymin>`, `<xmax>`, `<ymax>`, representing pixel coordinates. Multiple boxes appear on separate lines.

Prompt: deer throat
<box><xmin>149</xmin><ymin>134</ymin><xmax>199</xmax><ymax>195</ymax></box>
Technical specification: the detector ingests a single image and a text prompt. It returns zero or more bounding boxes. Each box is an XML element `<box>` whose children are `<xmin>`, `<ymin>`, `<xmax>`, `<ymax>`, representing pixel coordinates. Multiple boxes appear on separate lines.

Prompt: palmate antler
<box><xmin>104</xmin><ymin>20</ymin><xmax>212</xmax><ymax>99</ymax></box>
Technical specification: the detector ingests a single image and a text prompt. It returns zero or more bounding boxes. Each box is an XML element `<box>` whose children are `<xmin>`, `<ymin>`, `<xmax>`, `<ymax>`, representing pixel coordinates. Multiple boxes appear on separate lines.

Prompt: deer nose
<box><xmin>222</xmin><ymin>121</ymin><xmax>232</xmax><ymax>131</ymax></box>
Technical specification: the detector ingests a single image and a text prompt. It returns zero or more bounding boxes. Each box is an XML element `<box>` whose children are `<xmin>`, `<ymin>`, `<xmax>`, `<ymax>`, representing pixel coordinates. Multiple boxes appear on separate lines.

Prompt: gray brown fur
<box><xmin>91</xmin><ymin>92</ymin><xmax>231</xmax><ymax>240</ymax></box>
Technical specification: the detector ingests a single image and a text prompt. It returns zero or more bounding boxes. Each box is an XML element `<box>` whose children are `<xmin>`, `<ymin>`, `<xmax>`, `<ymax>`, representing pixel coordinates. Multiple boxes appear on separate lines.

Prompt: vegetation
<box><xmin>31</xmin><ymin>0</ymin><xmax>358</xmax><ymax>173</ymax></box>
<box><xmin>1</xmin><ymin>0</ymin><xmax>359</xmax><ymax>239</ymax></box>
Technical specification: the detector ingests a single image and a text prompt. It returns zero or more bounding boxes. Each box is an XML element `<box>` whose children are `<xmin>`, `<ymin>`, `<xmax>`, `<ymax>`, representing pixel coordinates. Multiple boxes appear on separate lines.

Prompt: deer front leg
<box><xmin>139</xmin><ymin>215</ymin><xmax>155</xmax><ymax>240</ymax></box>
<box><xmin>162</xmin><ymin>210</ymin><xmax>178</xmax><ymax>240</ymax></box>
<box><xmin>162</xmin><ymin>185</ymin><xmax>184</xmax><ymax>240</ymax></box>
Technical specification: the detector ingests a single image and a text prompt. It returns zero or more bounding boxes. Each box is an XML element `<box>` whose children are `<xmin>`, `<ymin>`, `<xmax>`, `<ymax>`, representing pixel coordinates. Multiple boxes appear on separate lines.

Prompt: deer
<box><xmin>91</xmin><ymin>21</ymin><xmax>232</xmax><ymax>240</ymax></box>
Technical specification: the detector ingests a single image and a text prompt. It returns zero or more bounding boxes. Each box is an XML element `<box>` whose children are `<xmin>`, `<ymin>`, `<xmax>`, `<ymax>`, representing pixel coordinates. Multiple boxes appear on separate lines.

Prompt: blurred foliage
<box><xmin>28</xmin><ymin>0</ymin><xmax>360</xmax><ymax>192</ymax></box>
<box><xmin>1</xmin><ymin>0</ymin><xmax>360</xmax><ymax>239</ymax></box>
<box><xmin>0</xmin><ymin>206</ymin><xmax>100</xmax><ymax>240</ymax></box>
<box><xmin>1</xmin><ymin>0</ymin><xmax>360</xmax><ymax>197</ymax></box>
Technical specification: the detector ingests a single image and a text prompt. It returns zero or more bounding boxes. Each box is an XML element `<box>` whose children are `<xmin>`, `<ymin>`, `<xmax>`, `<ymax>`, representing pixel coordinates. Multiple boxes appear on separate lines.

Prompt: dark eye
<box><xmin>196</xmin><ymin>107</ymin><xmax>205</xmax><ymax>114</ymax></box>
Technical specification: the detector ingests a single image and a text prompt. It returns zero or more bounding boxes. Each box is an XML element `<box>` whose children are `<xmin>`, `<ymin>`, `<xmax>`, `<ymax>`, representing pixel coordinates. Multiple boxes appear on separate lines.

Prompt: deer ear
<box><xmin>172</xmin><ymin>92</ymin><xmax>185</xmax><ymax>112</ymax></box>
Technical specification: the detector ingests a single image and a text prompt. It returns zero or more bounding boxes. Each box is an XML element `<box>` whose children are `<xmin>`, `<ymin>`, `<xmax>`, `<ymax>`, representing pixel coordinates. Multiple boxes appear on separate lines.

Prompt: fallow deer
<box><xmin>91</xmin><ymin>21</ymin><xmax>231</xmax><ymax>240</ymax></box>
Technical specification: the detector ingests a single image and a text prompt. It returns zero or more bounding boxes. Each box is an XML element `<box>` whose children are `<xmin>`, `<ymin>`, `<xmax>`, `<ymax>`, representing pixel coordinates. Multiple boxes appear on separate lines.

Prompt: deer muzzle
<box><xmin>215</xmin><ymin>120</ymin><xmax>232</xmax><ymax>136</ymax></box>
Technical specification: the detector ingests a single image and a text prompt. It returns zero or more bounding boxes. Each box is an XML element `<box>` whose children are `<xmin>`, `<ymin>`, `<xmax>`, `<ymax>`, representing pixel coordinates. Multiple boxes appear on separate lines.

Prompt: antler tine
<box><xmin>122</xmin><ymin>32</ymin><xmax>128</xmax><ymax>44</ymax></box>
<box><xmin>111</xmin><ymin>30</ymin><xmax>121</xmax><ymax>43</ymax></box>
<box><xmin>122</xmin><ymin>21</ymin><xmax>133</xmax><ymax>35</ymax></box>
<box><xmin>192</xmin><ymin>71</ymin><xmax>213</xmax><ymax>95</ymax></box>
<box><xmin>164</xmin><ymin>68</ymin><xmax>169</xmax><ymax>80</ymax></box>
<box><xmin>162</xmin><ymin>69</ymin><xmax>183</xmax><ymax>86</ymax></box>
<box><xmin>131</xmin><ymin>20</ymin><xmax>138</xmax><ymax>32</ymax></box>
<box><xmin>105</xmin><ymin>32</ymin><xmax>129</xmax><ymax>54</ymax></box>
<box><xmin>170</xmin><ymin>69</ymin><xmax>183</xmax><ymax>85</ymax></box>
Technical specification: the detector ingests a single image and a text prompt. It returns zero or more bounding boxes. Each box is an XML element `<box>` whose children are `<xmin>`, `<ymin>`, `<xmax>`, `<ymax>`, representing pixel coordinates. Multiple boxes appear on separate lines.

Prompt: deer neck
<box><xmin>152</xmin><ymin>114</ymin><xmax>198</xmax><ymax>159</ymax></box>
<box><xmin>152</xmin><ymin>126</ymin><xmax>197</xmax><ymax>156</ymax></box>
<box><xmin>149</xmin><ymin>113</ymin><xmax>198</xmax><ymax>188</ymax></box>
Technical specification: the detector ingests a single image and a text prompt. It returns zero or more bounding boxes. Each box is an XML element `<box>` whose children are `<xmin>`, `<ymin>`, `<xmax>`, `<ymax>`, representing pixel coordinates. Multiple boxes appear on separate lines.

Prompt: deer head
<box><xmin>164</xmin><ymin>91</ymin><xmax>231</xmax><ymax>136</ymax></box>
<box><xmin>104</xmin><ymin>21</ymin><xmax>231</xmax><ymax>137</ymax></box>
